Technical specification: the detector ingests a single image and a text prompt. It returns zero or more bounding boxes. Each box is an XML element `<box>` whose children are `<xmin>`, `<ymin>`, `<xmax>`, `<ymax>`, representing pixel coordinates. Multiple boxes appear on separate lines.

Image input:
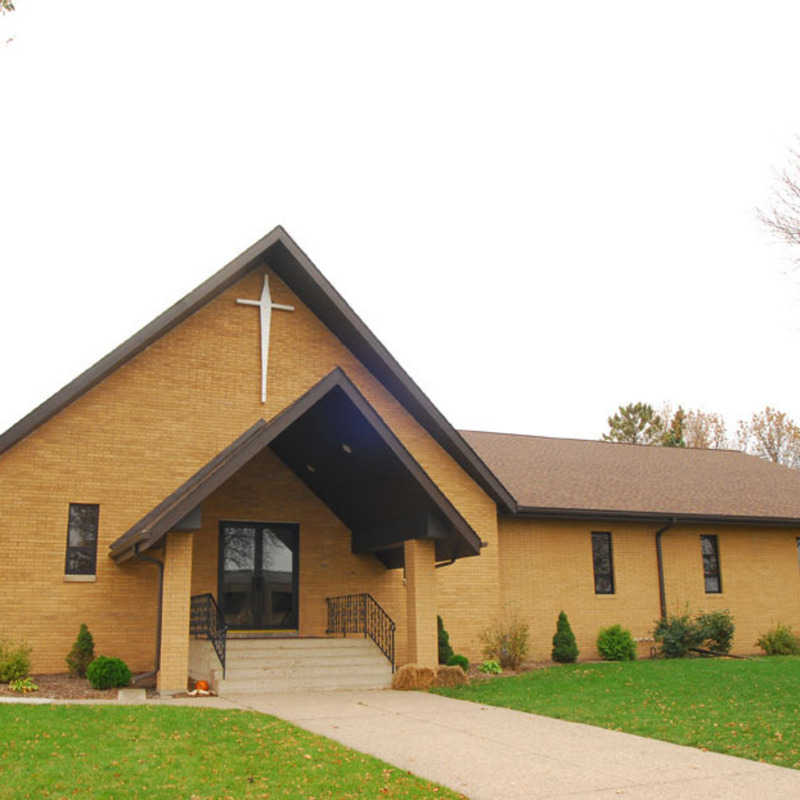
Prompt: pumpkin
<box><xmin>195</xmin><ymin>680</ymin><xmax>210</xmax><ymax>692</ymax></box>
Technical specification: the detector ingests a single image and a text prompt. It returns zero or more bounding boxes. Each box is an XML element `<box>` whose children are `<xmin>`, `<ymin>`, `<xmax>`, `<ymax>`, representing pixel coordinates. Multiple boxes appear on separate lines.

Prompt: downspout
<box><xmin>655</xmin><ymin>518</ymin><xmax>677</xmax><ymax>619</ymax></box>
<box><xmin>132</xmin><ymin>542</ymin><xmax>164</xmax><ymax>684</ymax></box>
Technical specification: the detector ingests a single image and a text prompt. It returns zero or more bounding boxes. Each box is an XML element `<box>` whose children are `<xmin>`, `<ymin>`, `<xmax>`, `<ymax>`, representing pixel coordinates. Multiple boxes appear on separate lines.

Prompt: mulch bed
<box><xmin>0</xmin><ymin>673</ymin><xmax>156</xmax><ymax>700</ymax></box>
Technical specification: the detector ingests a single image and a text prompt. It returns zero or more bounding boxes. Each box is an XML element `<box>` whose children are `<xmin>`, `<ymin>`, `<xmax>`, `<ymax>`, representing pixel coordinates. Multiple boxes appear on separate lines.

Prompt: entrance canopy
<box><xmin>110</xmin><ymin>368</ymin><xmax>482</xmax><ymax>568</ymax></box>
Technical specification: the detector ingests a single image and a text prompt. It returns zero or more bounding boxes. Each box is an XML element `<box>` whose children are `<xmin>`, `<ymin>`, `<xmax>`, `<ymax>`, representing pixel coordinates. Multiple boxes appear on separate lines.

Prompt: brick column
<box><xmin>157</xmin><ymin>532</ymin><xmax>194</xmax><ymax>694</ymax></box>
<box><xmin>404</xmin><ymin>538</ymin><xmax>437</xmax><ymax>668</ymax></box>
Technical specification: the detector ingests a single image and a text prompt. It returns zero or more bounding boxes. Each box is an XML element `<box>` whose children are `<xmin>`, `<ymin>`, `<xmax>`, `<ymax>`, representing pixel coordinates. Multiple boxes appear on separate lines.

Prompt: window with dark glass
<box><xmin>65</xmin><ymin>503</ymin><xmax>99</xmax><ymax>575</ymax></box>
<box><xmin>591</xmin><ymin>532</ymin><xmax>615</xmax><ymax>594</ymax></box>
<box><xmin>701</xmin><ymin>534</ymin><xmax>721</xmax><ymax>593</ymax></box>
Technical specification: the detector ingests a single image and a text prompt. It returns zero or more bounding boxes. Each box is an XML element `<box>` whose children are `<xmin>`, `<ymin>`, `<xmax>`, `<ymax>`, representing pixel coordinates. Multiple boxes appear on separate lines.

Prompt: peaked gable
<box><xmin>0</xmin><ymin>226</ymin><xmax>513</xmax><ymax>511</ymax></box>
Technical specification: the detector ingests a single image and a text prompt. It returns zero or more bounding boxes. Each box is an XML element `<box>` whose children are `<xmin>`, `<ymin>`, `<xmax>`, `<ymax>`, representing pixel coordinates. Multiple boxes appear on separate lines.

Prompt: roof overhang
<box><xmin>512</xmin><ymin>505</ymin><xmax>800</xmax><ymax>527</ymax></box>
<box><xmin>110</xmin><ymin>368</ymin><xmax>483</xmax><ymax>564</ymax></box>
<box><xmin>0</xmin><ymin>226</ymin><xmax>514</xmax><ymax>513</ymax></box>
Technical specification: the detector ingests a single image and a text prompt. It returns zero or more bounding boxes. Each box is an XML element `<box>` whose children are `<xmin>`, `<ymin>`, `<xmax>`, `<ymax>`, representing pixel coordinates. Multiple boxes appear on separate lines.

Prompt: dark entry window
<box><xmin>701</xmin><ymin>534</ymin><xmax>722</xmax><ymax>593</ymax></box>
<box><xmin>65</xmin><ymin>503</ymin><xmax>99</xmax><ymax>575</ymax></box>
<box><xmin>591</xmin><ymin>532</ymin><xmax>615</xmax><ymax>594</ymax></box>
<box><xmin>219</xmin><ymin>522</ymin><xmax>299</xmax><ymax>630</ymax></box>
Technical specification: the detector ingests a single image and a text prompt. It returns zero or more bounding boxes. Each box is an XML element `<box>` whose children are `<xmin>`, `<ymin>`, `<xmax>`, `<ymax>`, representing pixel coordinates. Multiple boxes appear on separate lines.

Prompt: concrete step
<box><xmin>215</xmin><ymin>636</ymin><xmax>393</xmax><ymax>694</ymax></box>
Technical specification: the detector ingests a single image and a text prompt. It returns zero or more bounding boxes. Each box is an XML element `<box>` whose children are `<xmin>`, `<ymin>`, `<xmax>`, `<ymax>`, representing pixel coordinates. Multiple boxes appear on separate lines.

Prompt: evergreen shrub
<box><xmin>552</xmin><ymin>611</ymin><xmax>579</xmax><ymax>663</ymax></box>
<box><xmin>447</xmin><ymin>654</ymin><xmax>469</xmax><ymax>671</ymax></box>
<box><xmin>66</xmin><ymin>623</ymin><xmax>95</xmax><ymax>678</ymax></box>
<box><xmin>653</xmin><ymin>614</ymin><xmax>704</xmax><ymax>658</ymax></box>
<box><xmin>697</xmin><ymin>610</ymin><xmax>735</xmax><ymax>654</ymax></box>
<box><xmin>437</xmin><ymin>616</ymin><xmax>454</xmax><ymax>665</ymax></box>
<box><xmin>596</xmin><ymin>624</ymin><xmax>637</xmax><ymax>661</ymax></box>
<box><xmin>86</xmin><ymin>656</ymin><xmax>131</xmax><ymax>689</ymax></box>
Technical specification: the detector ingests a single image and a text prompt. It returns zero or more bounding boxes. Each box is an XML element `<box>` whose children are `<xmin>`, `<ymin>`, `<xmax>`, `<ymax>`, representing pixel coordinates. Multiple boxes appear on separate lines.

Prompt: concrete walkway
<box><xmin>223</xmin><ymin>689</ymin><xmax>800</xmax><ymax>799</ymax></box>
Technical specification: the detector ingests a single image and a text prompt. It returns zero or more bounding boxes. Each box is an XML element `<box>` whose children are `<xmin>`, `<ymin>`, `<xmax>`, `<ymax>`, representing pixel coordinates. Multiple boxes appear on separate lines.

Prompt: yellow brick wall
<box><xmin>498</xmin><ymin>517</ymin><xmax>800</xmax><ymax>661</ymax></box>
<box><xmin>0</xmin><ymin>265</ymin><xmax>496</xmax><ymax>673</ymax></box>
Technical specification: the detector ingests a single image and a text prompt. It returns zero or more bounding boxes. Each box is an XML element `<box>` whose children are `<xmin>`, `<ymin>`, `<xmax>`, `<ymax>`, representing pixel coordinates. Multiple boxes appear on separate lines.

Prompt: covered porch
<box><xmin>110</xmin><ymin>369</ymin><xmax>481</xmax><ymax>693</ymax></box>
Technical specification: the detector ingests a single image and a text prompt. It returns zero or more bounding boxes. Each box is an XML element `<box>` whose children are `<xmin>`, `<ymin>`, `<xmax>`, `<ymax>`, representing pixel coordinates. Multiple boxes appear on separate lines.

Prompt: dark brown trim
<box><xmin>513</xmin><ymin>505</ymin><xmax>800</xmax><ymax>527</ymax></box>
<box><xmin>110</xmin><ymin>368</ymin><xmax>482</xmax><ymax>562</ymax></box>
<box><xmin>0</xmin><ymin>226</ymin><xmax>513</xmax><ymax>512</ymax></box>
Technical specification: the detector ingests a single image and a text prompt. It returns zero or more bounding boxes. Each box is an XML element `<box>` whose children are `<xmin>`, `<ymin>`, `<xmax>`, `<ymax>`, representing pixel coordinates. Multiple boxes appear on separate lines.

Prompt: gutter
<box><xmin>655</xmin><ymin>518</ymin><xmax>677</xmax><ymax>619</ymax></box>
<box><xmin>132</xmin><ymin>543</ymin><xmax>164</xmax><ymax>685</ymax></box>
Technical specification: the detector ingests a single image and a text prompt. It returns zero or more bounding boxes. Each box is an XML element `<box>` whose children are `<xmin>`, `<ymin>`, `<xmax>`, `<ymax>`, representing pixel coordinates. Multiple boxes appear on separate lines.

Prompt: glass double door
<box><xmin>219</xmin><ymin>522</ymin><xmax>299</xmax><ymax>630</ymax></box>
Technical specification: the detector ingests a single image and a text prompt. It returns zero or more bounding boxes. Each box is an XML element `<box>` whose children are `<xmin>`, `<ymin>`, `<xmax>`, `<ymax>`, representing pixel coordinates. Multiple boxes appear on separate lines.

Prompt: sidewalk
<box><xmin>224</xmin><ymin>689</ymin><xmax>800</xmax><ymax>799</ymax></box>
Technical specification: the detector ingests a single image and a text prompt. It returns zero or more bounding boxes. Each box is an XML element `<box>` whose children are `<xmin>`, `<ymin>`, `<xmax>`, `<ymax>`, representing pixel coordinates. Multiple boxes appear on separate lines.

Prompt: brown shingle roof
<box><xmin>461</xmin><ymin>430</ymin><xmax>800</xmax><ymax>522</ymax></box>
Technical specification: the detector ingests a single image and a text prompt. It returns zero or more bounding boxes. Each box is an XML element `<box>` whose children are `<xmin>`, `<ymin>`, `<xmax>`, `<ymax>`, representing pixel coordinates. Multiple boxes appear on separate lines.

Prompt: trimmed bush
<box><xmin>697</xmin><ymin>610</ymin><xmax>735</xmax><ymax>654</ymax></box>
<box><xmin>86</xmin><ymin>656</ymin><xmax>131</xmax><ymax>690</ymax></box>
<box><xmin>0</xmin><ymin>637</ymin><xmax>31</xmax><ymax>683</ymax></box>
<box><xmin>596</xmin><ymin>624</ymin><xmax>637</xmax><ymax>661</ymax></box>
<box><xmin>552</xmin><ymin>611</ymin><xmax>579</xmax><ymax>663</ymax></box>
<box><xmin>653</xmin><ymin>614</ymin><xmax>704</xmax><ymax>658</ymax></box>
<box><xmin>478</xmin><ymin>660</ymin><xmax>502</xmax><ymax>675</ymax></box>
<box><xmin>437</xmin><ymin>616</ymin><xmax>454</xmax><ymax>665</ymax></box>
<box><xmin>446</xmin><ymin>654</ymin><xmax>469</xmax><ymax>671</ymax></box>
<box><xmin>480</xmin><ymin>608</ymin><xmax>529</xmax><ymax>670</ymax></box>
<box><xmin>66</xmin><ymin>623</ymin><xmax>95</xmax><ymax>678</ymax></box>
<box><xmin>756</xmin><ymin>624</ymin><xmax>800</xmax><ymax>655</ymax></box>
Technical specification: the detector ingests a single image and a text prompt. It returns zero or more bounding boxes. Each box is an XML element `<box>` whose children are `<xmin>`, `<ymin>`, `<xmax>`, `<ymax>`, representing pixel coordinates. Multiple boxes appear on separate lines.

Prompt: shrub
<box><xmin>480</xmin><ymin>608</ymin><xmax>529</xmax><ymax>670</ymax></box>
<box><xmin>437</xmin><ymin>616</ymin><xmax>454</xmax><ymax>665</ymax></box>
<box><xmin>756</xmin><ymin>624</ymin><xmax>800</xmax><ymax>655</ymax></box>
<box><xmin>86</xmin><ymin>656</ymin><xmax>131</xmax><ymax>689</ymax></box>
<box><xmin>653</xmin><ymin>614</ymin><xmax>704</xmax><ymax>658</ymax></box>
<box><xmin>447</xmin><ymin>654</ymin><xmax>469</xmax><ymax>671</ymax></box>
<box><xmin>66</xmin><ymin>623</ymin><xmax>95</xmax><ymax>678</ymax></box>
<box><xmin>10</xmin><ymin>677</ymin><xmax>38</xmax><ymax>694</ymax></box>
<box><xmin>0</xmin><ymin>637</ymin><xmax>31</xmax><ymax>683</ymax></box>
<box><xmin>478</xmin><ymin>660</ymin><xmax>502</xmax><ymax>674</ymax></box>
<box><xmin>596</xmin><ymin>624</ymin><xmax>637</xmax><ymax>661</ymax></box>
<box><xmin>391</xmin><ymin>664</ymin><xmax>435</xmax><ymax>690</ymax></box>
<box><xmin>552</xmin><ymin>611</ymin><xmax>579</xmax><ymax>663</ymax></box>
<box><xmin>697</xmin><ymin>610</ymin><xmax>735</xmax><ymax>654</ymax></box>
<box><xmin>433</xmin><ymin>665</ymin><xmax>468</xmax><ymax>688</ymax></box>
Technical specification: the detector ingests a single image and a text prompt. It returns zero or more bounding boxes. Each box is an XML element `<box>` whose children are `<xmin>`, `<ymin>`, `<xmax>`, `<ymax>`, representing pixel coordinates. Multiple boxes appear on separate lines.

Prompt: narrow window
<box><xmin>797</xmin><ymin>538</ymin><xmax>800</xmax><ymax>569</ymax></box>
<box><xmin>701</xmin><ymin>534</ymin><xmax>721</xmax><ymax>593</ymax></box>
<box><xmin>65</xmin><ymin>503</ymin><xmax>99</xmax><ymax>575</ymax></box>
<box><xmin>591</xmin><ymin>532</ymin><xmax>615</xmax><ymax>594</ymax></box>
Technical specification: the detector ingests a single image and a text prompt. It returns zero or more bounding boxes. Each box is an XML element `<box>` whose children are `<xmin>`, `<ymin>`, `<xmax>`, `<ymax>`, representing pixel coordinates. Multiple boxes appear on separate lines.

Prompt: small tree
<box><xmin>66</xmin><ymin>624</ymin><xmax>95</xmax><ymax>678</ymax></box>
<box><xmin>552</xmin><ymin>611</ymin><xmax>579</xmax><ymax>663</ymax></box>
<box><xmin>437</xmin><ymin>616</ymin><xmax>454</xmax><ymax>665</ymax></box>
<box><xmin>603</xmin><ymin>403</ymin><xmax>664</xmax><ymax>445</ymax></box>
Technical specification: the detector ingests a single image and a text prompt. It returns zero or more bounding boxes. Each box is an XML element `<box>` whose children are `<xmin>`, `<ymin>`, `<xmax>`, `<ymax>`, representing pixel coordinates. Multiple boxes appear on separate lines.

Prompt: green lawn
<box><xmin>0</xmin><ymin>705</ymin><xmax>462</xmax><ymax>799</ymax></box>
<box><xmin>434</xmin><ymin>657</ymin><xmax>800</xmax><ymax>768</ymax></box>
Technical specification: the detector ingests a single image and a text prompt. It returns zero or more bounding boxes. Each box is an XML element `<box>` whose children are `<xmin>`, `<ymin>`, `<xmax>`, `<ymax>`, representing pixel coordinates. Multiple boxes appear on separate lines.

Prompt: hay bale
<box><xmin>391</xmin><ymin>664</ymin><xmax>436</xmax><ymax>690</ymax></box>
<box><xmin>433</xmin><ymin>665</ymin><xmax>468</xmax><ymax>688</ymax></box>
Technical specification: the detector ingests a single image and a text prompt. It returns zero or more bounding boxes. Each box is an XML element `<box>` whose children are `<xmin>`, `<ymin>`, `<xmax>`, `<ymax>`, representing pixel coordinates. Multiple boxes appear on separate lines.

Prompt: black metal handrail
<box><xmin>190</xmin><ymin>593</ymin><xmax>227</xmax><ymax>678</ymax></box>
<box><xmin>326</xmin><ymin>593</ymin><xmax>396</xmax><ymax>671</ymax></box>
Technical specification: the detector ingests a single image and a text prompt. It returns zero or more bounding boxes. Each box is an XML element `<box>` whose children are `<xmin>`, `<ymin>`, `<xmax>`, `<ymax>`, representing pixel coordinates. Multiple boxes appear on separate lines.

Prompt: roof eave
<box><xmin>512</xmin><ymin>505</ymin><xmax>800</xmax><ymax>527</ymax></box>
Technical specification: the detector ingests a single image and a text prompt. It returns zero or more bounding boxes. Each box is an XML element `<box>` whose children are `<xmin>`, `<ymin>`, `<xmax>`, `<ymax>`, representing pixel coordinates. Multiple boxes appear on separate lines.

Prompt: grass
<box><xmin>0</xmin><ymin>705</ymin><xmax>462</xmax><ymax>799</ymax></box>
<box><xmin>434</xmin><ymin>656</ymin><xmax>800</xmax><ymax>768</ymax></box>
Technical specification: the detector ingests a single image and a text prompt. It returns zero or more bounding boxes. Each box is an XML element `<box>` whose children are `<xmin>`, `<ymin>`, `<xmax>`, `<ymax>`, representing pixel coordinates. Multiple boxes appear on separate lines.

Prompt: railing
<box><xmin>190</xmin><ymin>593</ymin><xmax>228</xmax><ymax>678</ymax></box>
<box><xmin>326</xmin><ymin>593</ymin><xmax>396</xmax><ymax>671</ymax></box>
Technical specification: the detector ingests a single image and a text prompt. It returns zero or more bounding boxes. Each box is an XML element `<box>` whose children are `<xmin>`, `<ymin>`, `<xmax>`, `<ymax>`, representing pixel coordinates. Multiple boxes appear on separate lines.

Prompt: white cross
<box><xmin>236</xmin><ymin>275</ymin><xmax>295</xmax><ymax>403</ymax></box>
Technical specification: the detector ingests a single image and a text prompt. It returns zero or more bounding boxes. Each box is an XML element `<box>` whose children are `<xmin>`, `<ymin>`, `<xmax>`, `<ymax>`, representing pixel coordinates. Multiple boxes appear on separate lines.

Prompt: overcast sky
<box><xmin>2</xmin><ymin>2</ymin><xmax>800</xmax><ymax>443</ymax></box>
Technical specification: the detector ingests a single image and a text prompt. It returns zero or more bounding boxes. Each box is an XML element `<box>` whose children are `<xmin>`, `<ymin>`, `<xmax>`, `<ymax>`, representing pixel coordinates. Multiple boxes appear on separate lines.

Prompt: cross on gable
<box><xmin>236</xmin><ymin>274</ymin><xmax>295</xmax><ymax>403</ymax></box>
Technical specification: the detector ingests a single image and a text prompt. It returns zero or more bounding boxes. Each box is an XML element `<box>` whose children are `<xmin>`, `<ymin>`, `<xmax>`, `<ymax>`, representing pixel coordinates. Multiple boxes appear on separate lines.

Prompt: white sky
<box><xmin>2</xmin><ymin>2</ymin><xmax>800</xmax><ymax>442</ymax></box>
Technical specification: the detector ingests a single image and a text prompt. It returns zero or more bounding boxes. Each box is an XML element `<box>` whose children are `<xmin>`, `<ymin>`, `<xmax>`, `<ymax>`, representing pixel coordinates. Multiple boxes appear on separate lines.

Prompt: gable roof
<box><xmin>462</xmin><ymin>430</ymin><xmax>800</xmax><ymax>524</ymax></box>
<box><xmin>111</xmin><ymin>368</ymin><xmax>483</xmax><ymax>563</ymax></box>
<box><xmin>0</xmin><ymin>226</ymin><xmax>513</xmax><ymax>512</ymax></box>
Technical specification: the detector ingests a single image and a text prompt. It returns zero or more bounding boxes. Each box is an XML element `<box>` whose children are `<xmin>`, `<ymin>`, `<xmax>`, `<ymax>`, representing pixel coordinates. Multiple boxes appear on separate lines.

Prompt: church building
<box><xmin>2</xmin><ymin>227</ymin><xmax>799</xmax><ymax>693</ymax></box>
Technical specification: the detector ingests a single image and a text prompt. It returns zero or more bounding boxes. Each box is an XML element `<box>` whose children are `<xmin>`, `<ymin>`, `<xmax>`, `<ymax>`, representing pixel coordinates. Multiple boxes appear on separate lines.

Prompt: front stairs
<box><xmin>215</xmin><ymin>637</ymin><xmax>393</xmax><ymax>695</ymax></box>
